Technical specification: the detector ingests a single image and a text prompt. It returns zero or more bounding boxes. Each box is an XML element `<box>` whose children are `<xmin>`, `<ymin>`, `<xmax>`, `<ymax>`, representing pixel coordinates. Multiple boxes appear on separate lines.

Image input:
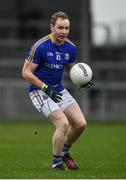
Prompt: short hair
<box><xmin>51</xmin><ymin>11</ymin><xmax>69</xmax><ymax>25</ymax></box>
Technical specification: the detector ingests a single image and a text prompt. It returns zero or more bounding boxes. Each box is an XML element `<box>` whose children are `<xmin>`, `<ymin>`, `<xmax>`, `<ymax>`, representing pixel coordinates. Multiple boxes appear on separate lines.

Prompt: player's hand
<box><xmin>42</xmin><ymin>84</ymin><xmax>62</xmax><ymax>103</ymax></box>
<box><xmin>79</xmin><ymin>81</ymin><xmax>93</xmax><ymax>90</ymax></box>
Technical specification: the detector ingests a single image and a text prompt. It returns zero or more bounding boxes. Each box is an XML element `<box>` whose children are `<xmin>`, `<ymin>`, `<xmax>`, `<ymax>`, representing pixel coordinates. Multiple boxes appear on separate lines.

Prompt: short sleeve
<box><xmin>69</xmin><ymin>45</ymin><xmax>77</xmax><ymax>64</ymax></box>
<box><xmin>25</xmin><ymin>45</ymin><xmax>42</xmax><ymax>64</ymax></box>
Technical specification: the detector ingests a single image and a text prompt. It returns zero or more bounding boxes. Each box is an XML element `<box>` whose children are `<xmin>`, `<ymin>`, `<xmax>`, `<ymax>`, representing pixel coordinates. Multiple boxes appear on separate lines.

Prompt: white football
<box><xmin>70</xmin><ymin>63</ymin><xmax>93</xmax><ymax>86</ymax></box>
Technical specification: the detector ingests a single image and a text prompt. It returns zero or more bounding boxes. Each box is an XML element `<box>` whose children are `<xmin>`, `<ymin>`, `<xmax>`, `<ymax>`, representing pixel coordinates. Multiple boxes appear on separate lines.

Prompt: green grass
<box><xmin>0</xmin><ymin>120</ymin><xmax>126</xmax><ymax>179</ymax></box>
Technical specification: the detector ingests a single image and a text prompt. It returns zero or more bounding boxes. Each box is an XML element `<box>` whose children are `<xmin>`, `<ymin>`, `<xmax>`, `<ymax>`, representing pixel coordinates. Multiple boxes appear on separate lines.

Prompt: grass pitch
<box><xmin>0</xmin><ymin>120</ymin><xmax>126</xmax><ymax>179</ymax></box>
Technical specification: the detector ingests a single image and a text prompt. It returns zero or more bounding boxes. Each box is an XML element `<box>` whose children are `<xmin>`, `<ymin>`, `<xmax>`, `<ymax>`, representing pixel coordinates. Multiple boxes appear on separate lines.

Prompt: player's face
<box><xmin>50</xmin><ymin>18</ymin><xmax>70</xmax><ymax>44</ymax></box>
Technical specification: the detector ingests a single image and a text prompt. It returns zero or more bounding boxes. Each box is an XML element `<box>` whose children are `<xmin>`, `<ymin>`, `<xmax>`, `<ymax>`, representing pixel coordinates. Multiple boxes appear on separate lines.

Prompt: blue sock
<box><xmin>62</xmin><ymin>144</ymin><xmax>71</xmax><ymax>155</ymax></box>
<box><xmin>52</xmin><ymin>154</ymin><xmax>62</xmax><ymax>166</ymax></box>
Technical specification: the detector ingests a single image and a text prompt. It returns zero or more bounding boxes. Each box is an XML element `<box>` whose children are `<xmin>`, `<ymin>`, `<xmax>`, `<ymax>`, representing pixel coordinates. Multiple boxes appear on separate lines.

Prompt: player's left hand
<box><xmin>79</xmin><ymin>81</ymin><xmax>93</xmax><ymax>90</ymax></box>
<box><xmin>42</xmin><ymin>84</ymin><xmax>62</xmax><ymax>103</ymax></box>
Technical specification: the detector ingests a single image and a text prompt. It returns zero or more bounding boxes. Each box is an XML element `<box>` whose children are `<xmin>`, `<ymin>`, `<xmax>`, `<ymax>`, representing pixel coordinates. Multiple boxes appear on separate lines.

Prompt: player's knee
<box><xmin>83</xmin><ymin>120</ymin><xmax>87</xmax><ymax>128</ymax></box>
<box><xmin>60</xmin><ymin>120</ymin><xmax>69</xmax><ymax>133</ymax></box>
<box><xmin>75</xmin><ymin>120</ymin><xmax>87</xmax><ymax>131</ymax></box>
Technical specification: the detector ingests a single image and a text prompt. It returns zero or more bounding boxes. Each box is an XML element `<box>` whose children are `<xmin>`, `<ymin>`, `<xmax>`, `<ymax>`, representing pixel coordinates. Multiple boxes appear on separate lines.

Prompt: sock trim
<box><xmin>53</xmin><ymin>154</ymin><xmax>61</xmax><ymax>158</ymax></box>
<box><xmin>64</xmin><ymin>144</ymin><xmax>71</xmax><ymax>148</ymax></box>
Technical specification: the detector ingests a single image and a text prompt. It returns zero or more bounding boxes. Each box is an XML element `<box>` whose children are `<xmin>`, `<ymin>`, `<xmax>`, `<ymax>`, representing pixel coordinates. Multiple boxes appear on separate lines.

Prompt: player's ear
<box><xmin>50</xmin><ymin>24</ymin><xmax>53</xmax><ymax>31</ymax></box>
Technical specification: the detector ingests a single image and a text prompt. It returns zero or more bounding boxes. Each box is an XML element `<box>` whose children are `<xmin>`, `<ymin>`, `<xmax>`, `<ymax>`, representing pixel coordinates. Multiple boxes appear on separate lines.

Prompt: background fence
<box><xmin>0</xmin><ymin>0</ymin><xmax>126</xmax><ymax>121</ymax></box>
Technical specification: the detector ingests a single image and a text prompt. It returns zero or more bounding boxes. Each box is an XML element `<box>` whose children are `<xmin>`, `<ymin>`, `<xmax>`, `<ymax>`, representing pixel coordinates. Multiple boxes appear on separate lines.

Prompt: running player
<box><xmin>22</xmin><ymin>11</ymin><xmax>92</xmax><ymax>170</ymax></box>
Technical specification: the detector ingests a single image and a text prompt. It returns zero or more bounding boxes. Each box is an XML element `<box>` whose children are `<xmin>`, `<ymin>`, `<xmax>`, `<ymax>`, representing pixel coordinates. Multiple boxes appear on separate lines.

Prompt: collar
<box><xmin>49</xmin><ymin>33</ymin><xmax>55</xmax><ymax>43</ymax></box>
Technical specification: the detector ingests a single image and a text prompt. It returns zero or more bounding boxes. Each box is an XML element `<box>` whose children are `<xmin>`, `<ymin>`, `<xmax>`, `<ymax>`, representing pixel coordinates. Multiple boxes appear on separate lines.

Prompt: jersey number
<box><xmin>56</xmin><ymin>54</ymin><xmax>61</xmax><ymax>60</ymax></box>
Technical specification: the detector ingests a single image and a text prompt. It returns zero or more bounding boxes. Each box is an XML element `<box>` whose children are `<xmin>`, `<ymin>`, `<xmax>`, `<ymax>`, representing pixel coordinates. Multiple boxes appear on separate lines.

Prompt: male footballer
<box><xmin>22</xmin><ymin>11</ymin><xmax>91</xmax><ymax>170</ymax></box>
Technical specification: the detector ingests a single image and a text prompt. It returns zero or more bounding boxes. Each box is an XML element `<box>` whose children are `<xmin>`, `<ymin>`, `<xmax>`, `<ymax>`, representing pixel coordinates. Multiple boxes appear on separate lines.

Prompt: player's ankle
<box><xmin>52</xmin><ymin>154</ymin><xmax>63</xmax><ymax>167</ymax></box>
<box><xmin>62</xmin><ymin>144</ymin><xmax>71</xmax><ymax>155</ymax></box>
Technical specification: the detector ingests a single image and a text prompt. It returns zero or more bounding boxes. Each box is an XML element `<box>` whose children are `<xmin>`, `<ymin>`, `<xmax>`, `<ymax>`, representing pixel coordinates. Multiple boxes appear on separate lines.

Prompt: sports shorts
<box><xmin>29</xmin><ymin>89</ymin><xmax>76</xmax><ymax>117</ymax></box>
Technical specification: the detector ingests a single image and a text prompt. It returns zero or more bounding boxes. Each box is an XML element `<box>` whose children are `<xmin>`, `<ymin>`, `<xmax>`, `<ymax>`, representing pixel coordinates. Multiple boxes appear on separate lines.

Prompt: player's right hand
<box><xmin>79</xmin><ymin>75</ymin><xmax>94</xmax><ymax>90</ymax></box>
<box><xmin>42</xmin><ymin>84</ymin><xmax>62</xmax><ymax>103</ymax></box>
<box><xmin>79</xmin><ymin>81</ymin><xmax>93</xmax><ymax>90</ymax></box>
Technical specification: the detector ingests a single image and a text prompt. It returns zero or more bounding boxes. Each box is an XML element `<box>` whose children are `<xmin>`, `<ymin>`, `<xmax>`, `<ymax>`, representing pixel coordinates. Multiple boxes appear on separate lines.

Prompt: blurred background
<box><xmin>0</xmin><ymin>0</ymin><xmax>126</xmax><ymax>121</ymax></box>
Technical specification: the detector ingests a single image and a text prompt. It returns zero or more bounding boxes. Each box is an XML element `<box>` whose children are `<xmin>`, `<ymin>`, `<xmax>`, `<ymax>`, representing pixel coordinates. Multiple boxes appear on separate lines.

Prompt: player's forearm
<box><xmin>65</xmin><ymin>63</ymin><xmax>75</xmax><ymax>72</ymax></box>
<box><xmin>22</xmin><ymin>71</ymin><xmax>44</xmax><ymax>89</ymax></box>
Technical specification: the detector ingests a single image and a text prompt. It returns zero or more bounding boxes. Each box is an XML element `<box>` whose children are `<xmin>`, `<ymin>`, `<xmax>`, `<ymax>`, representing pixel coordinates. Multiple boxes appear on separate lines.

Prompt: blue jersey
<box><xmin>25</xmin><ymin>34</ymin><xmax>77</xmax><ymax>92</ymax></box>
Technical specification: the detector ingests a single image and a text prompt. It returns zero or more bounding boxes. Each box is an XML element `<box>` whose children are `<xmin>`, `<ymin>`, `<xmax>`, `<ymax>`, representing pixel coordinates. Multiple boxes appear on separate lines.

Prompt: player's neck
<box><xmin>54</xmin><ymin>40</ymin><xmax>64</xmax><ymax>46</ymax></box>
<box><xmin>50</xmin><ymin>33</ymin><xmax>64</xmax><ymax>46</ymax></box>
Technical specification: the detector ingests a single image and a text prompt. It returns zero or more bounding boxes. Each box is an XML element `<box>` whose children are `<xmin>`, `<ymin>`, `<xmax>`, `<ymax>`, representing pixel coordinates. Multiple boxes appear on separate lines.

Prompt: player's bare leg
<box><xmin>64</xmin><ymin>102</ymin><xmax>86</xmax><ymax>145</ymax></box>
<box><xmin>49</xmin><ymin>109</ymin><xmax>69</xmax><ymax>170</ymax></box>
<box><xmin>62</xmin><ymin>102</ymin><xmax>87</xmax><ymax>169</ymax></box>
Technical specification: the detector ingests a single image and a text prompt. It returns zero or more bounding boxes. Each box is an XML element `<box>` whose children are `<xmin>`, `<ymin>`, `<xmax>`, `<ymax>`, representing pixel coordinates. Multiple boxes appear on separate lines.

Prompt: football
<box><xmin>70</xmin><ymin>63</ymin><xmax>93</xmax><ymax>86</ymax></box>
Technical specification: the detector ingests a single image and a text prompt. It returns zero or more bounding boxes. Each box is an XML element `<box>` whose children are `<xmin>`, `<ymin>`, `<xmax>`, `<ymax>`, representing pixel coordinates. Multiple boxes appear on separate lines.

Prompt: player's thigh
<box><xmin>48</xmin><ymin>109</ymin><xmax>69</xmax><ymax>130</ymax></box>
<box><xmin>30</xmin><ymin>90</ymin><xmax>69</xmax><ymax>129</ymax></box>
<box><xmin>63</xmin><ymin>102</ymin><xmax>87</xmax><ymax>127</ymax></box>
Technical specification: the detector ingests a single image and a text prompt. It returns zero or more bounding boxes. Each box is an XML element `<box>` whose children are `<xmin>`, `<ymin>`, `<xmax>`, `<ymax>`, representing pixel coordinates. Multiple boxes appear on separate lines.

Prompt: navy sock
<box><xmin>62</xmin><ymin>144</ymin><xmax>71</xmax><ymax>155</ymax></box>
<box><xmin>52</xmin><ymin>154</ymin><xmax>62</xmax><ymax>166</ymax></box>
